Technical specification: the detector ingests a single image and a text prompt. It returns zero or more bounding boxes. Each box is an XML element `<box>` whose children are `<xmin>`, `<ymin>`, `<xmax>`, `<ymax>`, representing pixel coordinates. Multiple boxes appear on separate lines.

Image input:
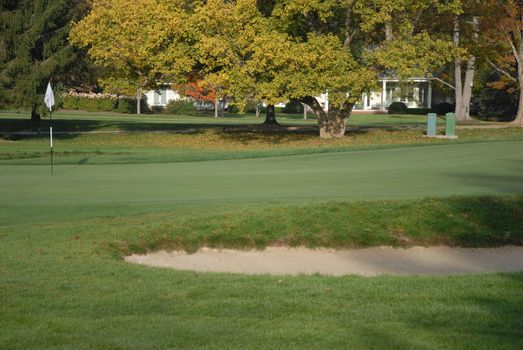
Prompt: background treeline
<box><xmin>0</xmin><ymin>0</ymin><xmax>520</xmax><ymax>122</ymax></box>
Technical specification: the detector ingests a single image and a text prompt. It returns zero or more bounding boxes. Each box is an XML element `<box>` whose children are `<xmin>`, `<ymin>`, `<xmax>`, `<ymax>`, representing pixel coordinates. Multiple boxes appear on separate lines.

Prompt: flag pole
<box><xmin>44</xmin><ymin>80</ymin><xmax>55</xmax><ymax>176</ymax></box>
<box><xmin>50</xmin><ymin>110</ymin><xmax>53</xmax><ymax>175</ymax></box>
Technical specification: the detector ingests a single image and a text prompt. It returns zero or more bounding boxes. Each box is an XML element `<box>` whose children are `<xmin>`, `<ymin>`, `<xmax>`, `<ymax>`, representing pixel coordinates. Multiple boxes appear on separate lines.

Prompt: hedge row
<box><xmin>388</xmin><ymin>102</ymin><xmax>454</xmax><ymax>116</ymax></box>
<box><xmin>61</xmin><ymin>95</ymin><xmax>147</xmax><ymax>114</ymax></box>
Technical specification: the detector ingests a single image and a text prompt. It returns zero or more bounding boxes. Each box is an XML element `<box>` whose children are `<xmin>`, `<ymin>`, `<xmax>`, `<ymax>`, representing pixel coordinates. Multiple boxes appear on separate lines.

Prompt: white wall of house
<box><xmin>145</xmin><ymin>85</ymin><xmax>181</xmax><ymax>107</ymax></box>
<box><xmin>354</xmin><ymin>78</ymin><xmax>432</xmax><ymax>111</ymax></box>
<box><xmin>146</xmin><ymin>78</ymin><xmax>433</xmax><ymax>111</ymax></box>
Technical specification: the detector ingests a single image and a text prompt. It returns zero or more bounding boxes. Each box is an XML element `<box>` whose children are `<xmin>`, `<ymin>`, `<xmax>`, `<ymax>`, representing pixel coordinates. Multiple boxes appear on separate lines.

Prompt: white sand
<box><xmin>125</xmin><ymin>246</ymin><xmax>523</xmax><ymax>276</ymax></box>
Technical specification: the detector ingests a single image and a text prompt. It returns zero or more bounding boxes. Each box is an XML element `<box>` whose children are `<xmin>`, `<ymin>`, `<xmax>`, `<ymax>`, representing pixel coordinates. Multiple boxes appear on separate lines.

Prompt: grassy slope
<box><xmin>1</xmin><ymin>112</ymin><xmax>523</xmax><ymax>349</ymax></box>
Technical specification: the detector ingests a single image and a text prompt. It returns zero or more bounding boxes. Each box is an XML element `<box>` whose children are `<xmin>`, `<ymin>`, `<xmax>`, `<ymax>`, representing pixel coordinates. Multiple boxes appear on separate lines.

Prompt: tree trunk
<box><xmin>319</xmin><ymin>113</ymin><xmax>347</xmax><ymax>138</ymax></box>
<box><xmin>458</xmin><ymin>14</ymin><xmax>478</xmax><ymax>122</ymax></box>
<box><xmin>136</xmin><ymin>88</ymin><xmax>142</xmax><ymax>115</ymax></box>
<box><xmin>303</xmin><ymin>103</ymin><xmax>307</xmax><ymax>120</ymax></box>
<box><xmin>263</xmin><ymin>104</ymin><xmax>278</xmax><ymax>125</ymax></box>
<box><xmin>302</xmin><ymin>96</ymin><xmax>351</xmax><ymax>138</ymax></box>
<box><xmin>31</xmin><ymin>103</ymin><xmax>41</xmax><ymax>122</ymax></box>
<box><xmin>513</xmin><ymin>66</ymin><xmax>523</xmax><ymax>126</ymax></box>
<box><xmin>460</xmin><ymin>57</ymin><xmax>475</xmax><ymax>121</ymax></box>
<box><xmin>385</xmin><ymin>23</ymin><xmax>394</xmax><ymax>42</ymax></box>
<box><xmin>214</xmin><ymin>98</ymin><xmax>219</xmax><ymax>118</ymax></box>
<box><xmin>255</xmin><ymin>103</ymin><xmax>261</xmax><ymax>118</ymax></box>
<box><xmin>453</xmin><ymin>16</ymin><xmax>463</xmax><ymax>120</ymax></box>
<box><xmin>220</xmin><ymin>97</ymin><xmax>225</xmax><ymax>118</ymax></box>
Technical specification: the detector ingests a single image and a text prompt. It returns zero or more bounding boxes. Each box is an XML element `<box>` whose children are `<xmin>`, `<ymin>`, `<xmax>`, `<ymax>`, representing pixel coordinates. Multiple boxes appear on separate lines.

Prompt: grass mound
<box><xmin>102</xmin><ymin>195</ymin><xmax>523</xmax><ymax>256</ymax></box>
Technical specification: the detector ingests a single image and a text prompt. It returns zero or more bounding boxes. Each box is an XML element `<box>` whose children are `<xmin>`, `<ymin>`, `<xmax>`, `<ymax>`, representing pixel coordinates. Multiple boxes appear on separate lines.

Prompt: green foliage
<box><xmin>116</xmin><ymin>98</ymin><xmax>136</xmax><ymax>114</ymax></box>
<box><xmin>475</xmin><ymin>88</ymin><xmax>518</xmax><ymax>122</ymax></box>
<box><xmin>70</xmin><ymin>0</ymin><xmax>195</xmax><ymax>110</ymax></box>
<box><xmin>434</xmin><ymin>102</ymin><xmax>454</xmax><ymax>115</ymax></box>
<box><xmin>284</xmin><ymin>100</ymin><xmax>304</xmax><ymax>114</ymax></box>
<box><xmin>0</xmin><ymin>0</ymin><xmax>93</xmax><ymax>119</ymax></box>
<box><xmin>226</xmin><ymin>104</ymin><xmax>239</xmax><ymax>113</ymax></box>
<box><xmin>97</xmin><ymin>98</ymin><xmax>117</xmax><ymax>112</ymax></box>
<box><xmin>405</xmin><ymin>108</ymin><xmax>432</xmax><ymax>115</ymax></box>
<box><xmin>165</xmin><ymin>100</ymin><xmax>197</xmax><ymax>115</ymax></box>
<box><xmin>62</xmin><ymin>95</ymin><xmax>80</xmax><ymax>110</ymax></box>
<box><xmin>388</xmin><ymin>102</ymin><xmax>408</xmax><ymax>114</ymax></box>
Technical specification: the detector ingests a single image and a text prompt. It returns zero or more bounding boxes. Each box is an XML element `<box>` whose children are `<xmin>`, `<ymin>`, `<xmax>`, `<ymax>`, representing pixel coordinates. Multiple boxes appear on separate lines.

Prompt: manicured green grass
<box><xmin>1</xmin><ymin>111</ymin><xmax>522</xmax><ymax>349</ymax></box>
<box><xmin>1</xmin><ymin>141</ymin><xmax>522</xmax><ymax>225</ymax></box>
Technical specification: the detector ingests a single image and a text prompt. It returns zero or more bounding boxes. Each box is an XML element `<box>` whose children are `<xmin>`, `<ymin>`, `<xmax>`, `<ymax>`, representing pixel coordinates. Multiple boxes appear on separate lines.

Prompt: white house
<box><xmin>145</xmin><ymin>77</ymin><xmax>433</xmax><ymax>112</ymax></box>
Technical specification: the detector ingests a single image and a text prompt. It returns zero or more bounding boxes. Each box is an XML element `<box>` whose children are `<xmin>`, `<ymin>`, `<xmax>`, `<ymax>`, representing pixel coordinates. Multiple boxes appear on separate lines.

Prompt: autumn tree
<box><xmin>484</xmin><ymin>0</ymin><xmax>523</xmax><ymax>125</ymax></box>
<box><xmin>267</xmin><ymin>0</ymin><xmax>459</xmax><ymax>138</ymax></box>
<box><xmin>0</xmin><ymin>0</ymin><xmax>92</xmax><ymax>121</ymax></box>
<box><xmin>190</xmin><ymin>0</ymin><xmax>295</xmax><ymax>125</ymax></box>
<box><xmin>70</xmin><ymin>0</ymin><xmax>195</xmax><ymax>114</ymax></box>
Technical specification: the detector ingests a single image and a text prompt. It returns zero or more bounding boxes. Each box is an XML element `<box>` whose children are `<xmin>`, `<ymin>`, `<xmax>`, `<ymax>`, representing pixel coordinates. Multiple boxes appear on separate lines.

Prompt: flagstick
<box><xmin>44</xmin><ymin>80</ymin><xmax>55</xmax><ymax>175</ymax></box>
<box><xmin>50</xmin><ymin>109</ymin><xmax>53</xmax><ymax>175</ymax></box>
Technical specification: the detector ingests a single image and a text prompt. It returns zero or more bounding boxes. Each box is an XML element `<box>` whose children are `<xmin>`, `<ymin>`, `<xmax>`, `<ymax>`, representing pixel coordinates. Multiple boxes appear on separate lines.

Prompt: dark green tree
<box><xmin>0</xmin><ymin>0</ymin><xmax>93</xmax><ymax>121</ymax></box>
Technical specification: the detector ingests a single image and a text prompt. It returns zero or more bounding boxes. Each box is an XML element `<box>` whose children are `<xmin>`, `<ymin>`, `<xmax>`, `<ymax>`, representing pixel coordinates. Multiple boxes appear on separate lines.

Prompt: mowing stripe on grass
<box><xmin>1</xmin><ymin>141</ymin><xmax>522</xmax><ymax>225</ymax></box>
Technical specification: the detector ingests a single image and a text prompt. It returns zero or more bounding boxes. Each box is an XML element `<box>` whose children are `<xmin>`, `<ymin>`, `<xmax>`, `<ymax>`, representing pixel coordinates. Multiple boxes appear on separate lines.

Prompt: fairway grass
<box><xmin>1</xmin><ymin>113</ymin><xmax>523</xmax><ymax>349</ymax></box>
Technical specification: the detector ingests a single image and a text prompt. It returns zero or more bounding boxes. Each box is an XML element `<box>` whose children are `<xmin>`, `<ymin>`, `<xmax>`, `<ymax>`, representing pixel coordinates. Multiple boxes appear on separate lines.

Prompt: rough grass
<box><xmin>1</xmin><ymin>197</ymin><xmax>523</xmax><ymax>349</ymax></box>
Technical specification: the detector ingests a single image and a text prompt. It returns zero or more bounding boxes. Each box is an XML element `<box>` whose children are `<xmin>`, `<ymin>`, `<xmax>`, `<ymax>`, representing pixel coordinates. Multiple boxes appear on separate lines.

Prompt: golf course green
<box><xmin>1</xmin><ymin>140</ymin><xmax>522</xmax><ymax>225</ymax></box>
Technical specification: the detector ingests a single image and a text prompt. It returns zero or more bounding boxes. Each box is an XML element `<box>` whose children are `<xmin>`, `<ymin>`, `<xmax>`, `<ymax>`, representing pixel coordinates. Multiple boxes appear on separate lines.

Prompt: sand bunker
<box><xmin>125</xmin><ymin>246</ymin><xmax>523</xmax><ymax>276</ymax></box>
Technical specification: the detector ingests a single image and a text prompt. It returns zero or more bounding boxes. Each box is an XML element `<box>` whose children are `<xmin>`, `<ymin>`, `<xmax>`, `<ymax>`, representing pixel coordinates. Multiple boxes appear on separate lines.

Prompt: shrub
<box><xmin>97</xmin><ymin>97</ymin><xmax>117</xmax><ymax>112</ymax></box>
<box><xmin>227</xmin><ymin>104</ymin><xmax>239</xmax><ymax>113</ymax></box>
<box><xmin>116</xmin><ymin>98</ymin><xmax>135</xmax><ymax>113</ymax></box>
<box><xmin>433</xmin><ymin>102</ymin><xmax>453</xmax><ymax>116</ymax></box>
<box><xmin>165</xmin><ymin>100</ymin><xmax>197</xmax><ymax>115</ymax></box>
<box><xmin>62</xmin><ymin>95</ymin><xmax>80</xmax><ymax>110</ymax></box>
<box><xmin>283</xmin><ymin>100</ymin><xmax>304</xmax><ymax>114</ymax></box>
<box><xmin>150</xmin><ymin>106</ymin><xmax>166</xmax><ymax>114</ymax></box>
<box><xmin>474</xmin><ymin>87</ymin><xmax>518</xmax><ymax>121</ymax></box>
<box><xmin>388</xmin><ymin>102</ymin><xmax>407</xmax><ymax>114</ymax></box>
<box><xmin>405</xmin><ymin>108</ymin><xmax>432</xmax><ymax>115</ymax></box>
<box><xmin>83</xmin><ymin>97</ymin><xmax>100</xmax><ymax>112</ymax></box>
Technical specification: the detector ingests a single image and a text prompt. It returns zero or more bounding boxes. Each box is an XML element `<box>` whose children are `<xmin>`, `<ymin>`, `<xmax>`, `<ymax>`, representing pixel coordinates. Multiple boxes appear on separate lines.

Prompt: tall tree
<box><xmin>70</xmin><ymin>0</ymin><xmax>196</xmax><ymax>114</ymax></box>
<box><xmin>270</xmin><ymin>0</ymin><xmax>459</xmax><ymax>138</ymax></box>
<box><xmin>0</xmin><ymin>0</ymin><xmax>92</xmax><ymax>121</ymax></box>
<box><xmin>485</xmin><ymin>0</ymin><xmax>523</xmax><ymax>125</ymax></box>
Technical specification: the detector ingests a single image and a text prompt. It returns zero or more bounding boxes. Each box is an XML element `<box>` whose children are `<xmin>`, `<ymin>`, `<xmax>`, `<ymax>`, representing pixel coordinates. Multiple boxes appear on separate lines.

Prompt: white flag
<box><xmin>44</xmin><ymin>81</ymin><xmax>55</xmax><ymax>111</ymax></box>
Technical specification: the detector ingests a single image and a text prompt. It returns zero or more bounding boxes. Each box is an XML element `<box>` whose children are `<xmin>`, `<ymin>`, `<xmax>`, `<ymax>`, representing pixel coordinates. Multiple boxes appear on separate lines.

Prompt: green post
<box><xmin>427</xmin><ymin>113</ymin><xmax>437</xmax><ymax>137</ymax></box>
<box><xmin>445</xmin><ymin>112</ymin><xmax>456</xmax><ymax>137</ymax></box>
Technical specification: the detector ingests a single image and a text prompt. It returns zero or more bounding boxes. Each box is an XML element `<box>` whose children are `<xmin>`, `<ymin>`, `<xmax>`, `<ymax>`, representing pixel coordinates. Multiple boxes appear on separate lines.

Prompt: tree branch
<box><xmin>487</xmin><ymin>59</ymin><xmax>517</xmax><ymax>82</ymax></box>
<box><xmin>343</xmin><ymin>2</ymin><xmax>356</xmax><ymax>48</ymax></box>
<box><xmin>506</xmin><ymin>34</ymin><xmax>520</xmax><ymax>65</ymax></box>
<box><xmin>430</xmin><ymin>77</ymin><xmax>455</xmax><ymax>90</ymax></box>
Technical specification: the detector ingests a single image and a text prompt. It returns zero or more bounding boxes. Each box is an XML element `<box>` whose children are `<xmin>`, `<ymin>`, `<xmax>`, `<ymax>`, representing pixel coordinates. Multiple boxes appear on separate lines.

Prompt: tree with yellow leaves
<box><xmin>70</xmin><ymin>0</ymin><xmax>195</xmax><ymax>114</ymax></box>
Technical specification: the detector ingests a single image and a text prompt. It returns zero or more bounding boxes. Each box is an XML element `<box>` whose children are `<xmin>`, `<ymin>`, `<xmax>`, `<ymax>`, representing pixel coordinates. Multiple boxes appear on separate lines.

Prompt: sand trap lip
<box><xmin>125</xmin><ymin>246</ymin><xmax>523</xmax><ymax>276</ymax></box>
